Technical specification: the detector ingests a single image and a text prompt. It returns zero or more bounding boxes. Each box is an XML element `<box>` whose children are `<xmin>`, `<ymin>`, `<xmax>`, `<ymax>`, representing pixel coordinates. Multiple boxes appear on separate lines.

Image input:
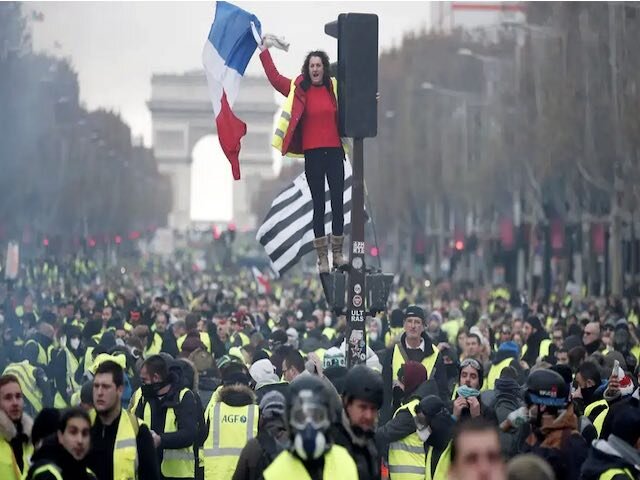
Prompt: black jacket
<box><xmin>522</xmin><ymin>330</ymin><xmax>555</xmax><ymax>367</ymax></box>
<box><xmin>26</xmin><ymin>436</ymin><xmax>96</xmax><ymax>480</ymax></box>
<box><xmin>87</xmin><ymin>410</ymin><xmax>160</xmax><ymax>480</ymax></box>
<box><xmin>381</xmin><ymin>333</ymin><xmax>448</xmax><ymax>422</ymax></box>
<box><xmin>333</xmin><ymin>410</ymin><xmax>380</xmax><ymax>480</ymax></box>
<box><xmin>581</xmin><ymin>437</ymin><xmax>640</xmax><ymax>480</ymax></box>
<box><xmin>600</xmin><ymin>390</ymin><xmax>639</xmax><ymax>441</ymax></box>
<box><xmin>133</xmin><ymin>374</ymin><xmax>199</xmax><ymax>476</ymax></box>
<box><xmin>233</xmin><ymin>420</ymin><xmax>287</xmax><ymax>480</ymax></box>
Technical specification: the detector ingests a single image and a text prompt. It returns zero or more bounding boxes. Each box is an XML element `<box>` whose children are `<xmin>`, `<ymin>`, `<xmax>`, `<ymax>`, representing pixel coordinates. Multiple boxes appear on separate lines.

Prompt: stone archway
<box><xmin>148</xmin><ymin>71</ymin><xmax>277</xmax><ymax>230</ymax></box>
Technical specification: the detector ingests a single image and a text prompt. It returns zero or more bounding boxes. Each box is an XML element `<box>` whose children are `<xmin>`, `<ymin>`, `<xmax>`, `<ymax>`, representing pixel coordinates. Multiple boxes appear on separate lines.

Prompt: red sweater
<box><xmin>301</xmin><ymin>85</ymin><xmax>341</xmax><ymax>151</ymax></box>
<box><xmin>260</xmin><ymin>49</ymin><xmax>340</xmax><ymax>153</ymax></box>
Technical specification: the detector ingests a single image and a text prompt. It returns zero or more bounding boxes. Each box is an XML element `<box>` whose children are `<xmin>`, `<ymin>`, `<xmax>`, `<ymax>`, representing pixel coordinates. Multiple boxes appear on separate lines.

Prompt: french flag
<box><xmin>202</xmin><ymin>2</ymin><xmax>261</xmax><ymax>180</ymax></box>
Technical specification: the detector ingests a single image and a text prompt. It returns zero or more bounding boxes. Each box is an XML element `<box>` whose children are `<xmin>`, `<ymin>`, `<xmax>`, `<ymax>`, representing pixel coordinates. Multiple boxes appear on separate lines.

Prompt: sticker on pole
<box><xmin>353</xmin><ymin>241</ymin><xmax>365</xmax><ymax>254</ymax></box>
<box><xmin>354</xmin><ymin>283</ymin><xmax>362</xmax><ymax>294</ymax></box>
<box><xmin>353</xmin><ymin>295</ymin><xmax>363</xmax><ymax>308</ymax></box>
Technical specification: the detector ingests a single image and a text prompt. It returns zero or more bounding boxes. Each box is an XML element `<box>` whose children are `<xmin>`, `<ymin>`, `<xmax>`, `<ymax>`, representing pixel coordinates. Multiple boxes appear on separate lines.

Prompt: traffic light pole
<box><xmin>345</xmin><ymin>138</ymin><xmax>366</xmax><ymax>368</ymax></box>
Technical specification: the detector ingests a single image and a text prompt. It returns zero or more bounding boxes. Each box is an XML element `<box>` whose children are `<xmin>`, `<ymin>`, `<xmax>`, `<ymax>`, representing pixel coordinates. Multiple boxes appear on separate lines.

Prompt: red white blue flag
<box><xmin>202</xmin><ymin>2</ymin><xmax>261</xmax><ymax>180</ymax></box>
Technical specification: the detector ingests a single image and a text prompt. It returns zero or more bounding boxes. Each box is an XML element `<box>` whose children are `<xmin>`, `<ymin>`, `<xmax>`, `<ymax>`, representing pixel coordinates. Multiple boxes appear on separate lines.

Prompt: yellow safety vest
<box><xmin>593</xmin><ymin>406</ymin><xmax>609</xmax><ymax>437</ymax></box>
<box><xmin>263</xmin><ymin>446</ymin><xmax>357</xmax><ymax>480</ymax></box>
<box><xmin>385</xmin><ymin>327</ymin><xmax>404</xmax><ymax>348</ymax></box>
<box><xmin>3</xmin><ymin>361</ymin><xmax>43</xmax><ymax>414</ymax></box>
<box><xmin>229</xmin><ymin>331</ymin><xmax>250</xmax><ymax>348</ymax></box>
<box><xmin>323</xmin><ymin>327</ymin><xmax>337</xmax><ymax>341</ymax></box>
<box><xmin>177</xmin><ymin>332</ymin><xmax>212</xmax><ymax>353</ymax></box>
<box><xmin>0</xmin><ymin>431</ymin><xmax>32</xmax><ymax>480</ymax></box>
<box><xmin>599</xmin><ymin>468</ymin><xmax>635</xmax><ymax>480</ymax></box>
<box><xmin>25</xmin><ymin>339</ymin><xmax>53</xmax><ymax>366</ymax></box>
<box><xmin>273</xmin><ymin>78</ymin><xmax>336</xmax><ymax>157</ymax></box>
<box><xmin>630</xmin><ymin>345</ymin><xmax>640</xmax><ymax>364</ymax></box>
<box><xmin>145</xmin><ymin>332</ymin><xmax>163</xmax><ymax>356</ymax></box>
<box><xmin>521</xmin><ymin>338</ymin><xmax>552</xmax><ymax>361</ymax></box>
<box><xmin>441</xmin><ymin>318</ymin><xmax>463</xmax><ymax>345</ymax></box>
<box><xmin>30</xmin><ymin>463</ymin><xmax>96</xmax><ymax>480</ymax></box>
<box><xmin>203</xmin><ymin>401</ymin><xmax>258</xmax><ymax>480</ymax></box>
<box><xmin>392</xmin><ymin>342</ymin><xmax>439</xmax><ymax>383</ymax></box>
<box><xmin>426</xmin><ymin>442</ymin><xmax>451</xmax><ymax>480</ymax></box>
<box><xmin>90</xmin><ymin>409</ymin><xmax>140</xmax><ymax>480</ymax></box>
<box><xmin>388</xmin><ymin>398</ymin><xmax>425</xmax><ymax>480</ymax></box>
<box><xmin>135</xmin><ymin>388</ymin><xmax>194</xmax><ymax>478</ymax></box>
<box><xmin>84</xmin><ymin>346</ymin><xmax>95</xmax><ymax>374</ymax></box>
<box><xmin>486</xmin><ymin>357</ymin><xmax>514</xmax><ymax>391</ymax></box>
<box><xmin>54</xmin><ymin>346</ymin><xmax>81</xmax><ymax>408</ymax></box>
<box><xmin>584</xmin><ymin>399</ymin><xmax>608</xmax><ymax>419</ymax></box>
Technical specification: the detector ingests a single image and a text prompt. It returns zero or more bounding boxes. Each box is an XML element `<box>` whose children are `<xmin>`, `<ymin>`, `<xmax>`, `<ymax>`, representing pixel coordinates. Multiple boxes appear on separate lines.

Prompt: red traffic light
<box><xmin>114</xmin><ymin>235</ymin><xmax>122</xmax><ymax>245</ymax></box>
<box><xmin>42</xmin><ymin>238</ymin><xmax>49</xmax><ymax>247</ymax></box>
<box><xmin>455</xmin><ymin>240</ymin><xmax>464</xmax><ymax>251</ymax></box>
<box><xmin>88</xmin><ymin>238</ymin><xmax>96</xmax><ymax>248</ymax></box>
<box><xmin>212</xmin><ymin>226</ymin><xmax>221</xmax><ymax>240</ymax></box>
<box><xmin>370</xmin><ymin>246</ymin><xmax>379</xmax><ymax>257</ymax></box>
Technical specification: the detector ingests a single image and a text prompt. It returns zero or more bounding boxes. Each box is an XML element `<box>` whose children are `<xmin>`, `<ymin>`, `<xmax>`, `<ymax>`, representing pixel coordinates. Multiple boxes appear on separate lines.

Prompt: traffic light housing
<box><xmin>325</xmin><ymin>13</ymin><xmax>378</xmax><ymax>138</ymax></box>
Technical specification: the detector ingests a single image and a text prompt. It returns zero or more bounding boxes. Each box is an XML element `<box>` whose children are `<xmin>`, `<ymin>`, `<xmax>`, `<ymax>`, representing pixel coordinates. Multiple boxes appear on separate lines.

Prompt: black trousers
<box><xmin>304</xmin><ymin>147</ymin><xmax>344</xmax><ymax>238</ymax></box>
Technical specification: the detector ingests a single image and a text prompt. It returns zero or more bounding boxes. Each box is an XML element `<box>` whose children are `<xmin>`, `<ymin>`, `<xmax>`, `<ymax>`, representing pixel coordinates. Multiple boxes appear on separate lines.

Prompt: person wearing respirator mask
<box><xmin>263</xmin><ymin>375</ymin><xmax>358</xmax><ymax>480</ymax></box>
<box><xmin>50</xmin><ymin>325</ymin><xmax>84</xmax><ymax>408</ymax></box>
<box><xmin>413</xmin><ymin>395</ymin><xmax>456</xmax><ymax>480</ymax></box>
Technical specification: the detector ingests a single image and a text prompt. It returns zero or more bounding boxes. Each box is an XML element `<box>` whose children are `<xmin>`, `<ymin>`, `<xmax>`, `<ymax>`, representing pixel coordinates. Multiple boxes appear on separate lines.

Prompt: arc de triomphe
<box><xmin>148</xmin><ymin>71</ymin><xmax>277</xmax><ymax>230</ymax></box>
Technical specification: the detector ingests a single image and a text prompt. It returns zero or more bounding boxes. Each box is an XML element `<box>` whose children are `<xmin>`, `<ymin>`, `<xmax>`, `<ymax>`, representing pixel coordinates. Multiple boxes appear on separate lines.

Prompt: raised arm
<box><xmin>259</xmin><ymin>49</ymin><xmax>292</xmax><ymax>97</ymax></box>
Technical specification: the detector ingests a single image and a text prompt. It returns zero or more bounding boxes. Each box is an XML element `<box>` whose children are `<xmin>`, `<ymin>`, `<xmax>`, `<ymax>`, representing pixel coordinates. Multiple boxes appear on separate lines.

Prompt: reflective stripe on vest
<box><xmin>203</xmin><ymin>401</ymin><xmax>258</xmax><ymax>480</ymax></box>
<box><xmin>392</xmin><ymin>343</ymin><xmax>439</xmax><ymax>383</ymax></box>
<box><xmin>388</xmin><ymin>398</ymin><xmax>425</xmax><ymax>480</ymax></box>
<box><xmin>139</xmin><ymin>388</ymin><xmax>194</xmax><ymax>478</ymax></box>
<box><xmin>486</xmin><ymin>357</ymin><xmax>514</xmax><ymax>390</ymax></box>
<box><xmin>599</xmin><ymin>467</ymin><xmax>635</xmax><ymax>480</ymax></box>
<box><xmin>3</xmin><ymin>361</ymin><xmax>43</xmax><ymax>413</ymax></box>
<box><xmin>91</xmin><ymin>409</ymin><xmax>139</xmax><ymax>480</ymax></box>
<box><xmin>263</xmin><ymin>446</ymin><xmax>357</xmax><ymax>480</ymax></box>
<box><xmin>593</xmin><ymin>406</ymin><xmax>609</xmax><ymax>437</ymax></box>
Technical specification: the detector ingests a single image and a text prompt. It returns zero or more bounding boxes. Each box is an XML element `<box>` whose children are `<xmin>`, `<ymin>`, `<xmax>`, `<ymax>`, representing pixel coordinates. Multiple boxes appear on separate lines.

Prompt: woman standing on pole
<box><xmin>258</xmin><ymin>39</ymin><xmax>347</xmax><ymax>274</ymax></box>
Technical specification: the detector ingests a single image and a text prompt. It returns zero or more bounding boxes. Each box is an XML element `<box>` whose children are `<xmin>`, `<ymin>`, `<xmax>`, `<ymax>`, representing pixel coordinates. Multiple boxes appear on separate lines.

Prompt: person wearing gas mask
<box><xmin>232</xmin><ymin>391</ymin><xmax>289</xmax><ymax>480</ymax></box>
<box><xmin>413</xmin><ymin>395</ymin><xmax>456</xmax><ymax>480</ymax></box>
<box><xmin>521</xmin><ymin>368</ymin><xmax>588</xmax><ymax>480</ymax></box>
<box><xmin>333</xmin><ymin>365</ymin><xmax>384</xmax><ymax>480</ymax></box>
<box><xmin>132</xmin><ymin>354</ymin><xmax>198</xmax><ymax>480</ymax></box>
<box><xmin>262</xmin><ymin>374</ymin><xmax>358</xmax><ymax>480</ymax></box>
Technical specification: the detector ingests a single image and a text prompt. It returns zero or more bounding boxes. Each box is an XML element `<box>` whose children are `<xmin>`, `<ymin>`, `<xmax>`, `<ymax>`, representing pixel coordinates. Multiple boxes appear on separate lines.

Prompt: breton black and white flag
<box><xmin>256</xmin><ymin>161</ymin><xmax>357</xmax><ymax>276</ymax></box>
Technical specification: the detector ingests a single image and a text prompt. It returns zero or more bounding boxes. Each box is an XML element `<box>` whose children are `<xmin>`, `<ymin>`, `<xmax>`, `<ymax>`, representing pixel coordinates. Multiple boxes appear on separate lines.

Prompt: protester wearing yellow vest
<box><xmin>203</xmin><ymin>363</ymin><xmax>257</xmax><ymax>480</ymax></box>
<box><xmin>24</xmin><ymin>322</ymin><xmax>56</xmax><ymax>370</ymax></box>
<box><xmin>259</xmin><ymin>41</ymin><xmax>350</xmax><ymax>273</ymax></box>
<box><xmin>263</xmin><ymin>374</ymin><xmax>358</xmax><ymax>480</ymax></box>
<box><xmin>377</xmin><ymin>361</ymin><xmax>429</xmax><ymax>480</ymax></box>
<box><xmin>485</xmin><ymin>342</ymin><xmax>520</xmax><ymax>391</ymax></box>
<box><xmin>2</xmin><ymin>360</ymin><xmax>51</xmax><ymax>418</ymax></box>
<box><xmin>413</xmin><ymin>395</ymin><xmax>455</xmax><ymax>480</ymax></box>
<box><xmin>86</xmin><ymin>360</ymin><xmax>160</xmax><ymax>480</ymax></box>
<box><xmin>0</xmin><ymin>374</ymin><xmax>33</xmax><ymax>480</ymax></box>
<box><xmin>382</xmin><ymin>306</ymin><xmax>449</xmax><ymax>421</ymax></box>
<box><xmin>134</xmin><ymin>355</ymin><xmax>198</xmax><ymax>480</ymax></box>
<box><xmin>25</xmin><ymin>408</ymin><xmax>97</xmax><ymax>480</ymax></box>
<box><xmin>520</xmin><ymin>316</ymin><xmax>554</xmax><ymax>368</ymax></box>
<box><xmin>50</xmin><ymin>327</ymin><xmax>83</xmax><ymax>408</ymax></box>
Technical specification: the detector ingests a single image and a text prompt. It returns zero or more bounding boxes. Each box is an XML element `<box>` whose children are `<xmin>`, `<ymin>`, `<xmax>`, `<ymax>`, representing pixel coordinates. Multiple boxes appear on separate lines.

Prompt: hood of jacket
<box><xmin>218</xmin><ymin>383</ymin><xmax>256</xmax><ymax>407</ymax></box>
<box><xmin>581</xmin><ymin>438</ymin><xmax>638</xmax><ymax>480</ymax></box>
<box><xmin>0</xmin><ymin>408</ymin><xmax>33</xmax><ymax>442</ymax></box>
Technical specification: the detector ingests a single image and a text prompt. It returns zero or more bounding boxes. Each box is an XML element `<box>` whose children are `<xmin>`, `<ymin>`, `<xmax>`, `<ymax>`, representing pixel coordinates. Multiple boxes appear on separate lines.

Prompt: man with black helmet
<box><xmin>262</xmin><ymin>375</ymin><xmax>358</xmax><ymax>479</ymax></box>
<box><xmin>333</xmin><ymin>365</ymin><xmax>383</xmax><ymax>480</ymax></box>
<box><xmin>522</xmin><ymin>368</ymin><xmax>588</xmax><ymax>480</ymax></box>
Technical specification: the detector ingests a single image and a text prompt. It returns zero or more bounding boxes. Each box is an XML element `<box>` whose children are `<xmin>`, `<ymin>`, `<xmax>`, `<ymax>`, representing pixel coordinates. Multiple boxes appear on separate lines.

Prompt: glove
<box><xmin>507</xmin><ymin>406</ymin><xmax>529</xmax><ymax>427</ymax></box>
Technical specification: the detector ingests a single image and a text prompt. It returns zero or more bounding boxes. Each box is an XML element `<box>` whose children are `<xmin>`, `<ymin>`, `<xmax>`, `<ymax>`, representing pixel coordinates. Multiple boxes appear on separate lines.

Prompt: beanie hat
<box><xmin>399</xmin><ymin>361</ymin><xmax>427</xmax><ymax>395</ymax></box>
<box><xmin>221</xmin><ymin>362</ymin><xmax>250</xmax><ymax>386</ymax></box>
<box><xmin>324</xmin><ymin>365</ymin><xmax>348</xmax><ymax>395</ymax></box>
<box><xmin>417</xmin><ymin>395</ymin><xmax>446</xmax><ymax>418</ymax></box>
<box><xmin>404</xmin><ymin>306</ymin><xmax>425</xmax><ymax>322</ymax></box>
<box><xmin>32</xmin><ymin>408</ymin><xmax>61</xmax><ymax>447</ymax></box>
<box><xmin>525</xmin><ymin>315</ymin><xmax>543</xmax><ymax>332</ymax></box>
<box><xmin>390</xmin><ymin>309</ymin><xmax>405</xmax><ymax>328</ymax></box>
<box><xmin>428</xmin><ymin>311</ymin><xmax>443</xmax><ymax>325</ymax></box>
<box><xmin>322</xmin><ymin>346</ymin><xmax>346</xmax><ymax>369</ymax></box>
<box><xmin>269</xmin><ymin>329</ymin><xmax>288</xmax><ymax>347</ymax></box>
<box><xmin>498</xmin><ymin>341</ymin><xmax>519</xmax><ymax>357</ymax></box>
<box><xmin>259</xmin><ymin>390</ymin><xmax>286</xmax><ymax>420</ymax></box>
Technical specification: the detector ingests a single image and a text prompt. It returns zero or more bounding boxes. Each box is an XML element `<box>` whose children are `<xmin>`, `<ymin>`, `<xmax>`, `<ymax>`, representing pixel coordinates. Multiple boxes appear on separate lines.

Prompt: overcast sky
<box><xmin>28</xmin><ymin>2</ymin><xmax>431</xmax><ymax>221</ymax></box>
<box><xmin>30</xmin><ymin>1</ymin><xmax>432</xmax><ymax>145</ymax></box>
